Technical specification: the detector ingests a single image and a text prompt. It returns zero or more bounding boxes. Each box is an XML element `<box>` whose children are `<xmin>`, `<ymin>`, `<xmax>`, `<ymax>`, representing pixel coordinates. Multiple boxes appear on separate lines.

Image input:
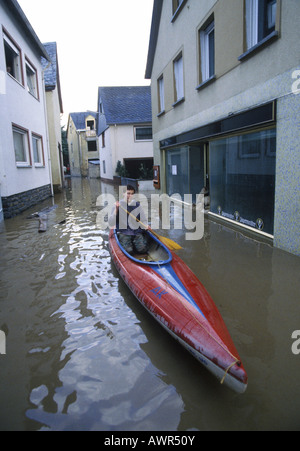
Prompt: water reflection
<box><xmin>0</xmin><ymin>178</ymin><xmax>183</xmax><ymax>431</ymax></box>
<box><xmin>0</xmin><ymin>178</ymin><xmax>300</xmax><ymax>431</ymax></box>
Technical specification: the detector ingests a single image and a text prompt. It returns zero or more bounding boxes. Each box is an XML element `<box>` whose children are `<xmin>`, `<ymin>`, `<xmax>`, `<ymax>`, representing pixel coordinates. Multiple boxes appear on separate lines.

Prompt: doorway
<box><xmin>166</xmin><ymin>144</ymin><xmax>207</xmax><ymax>202</ymax></box>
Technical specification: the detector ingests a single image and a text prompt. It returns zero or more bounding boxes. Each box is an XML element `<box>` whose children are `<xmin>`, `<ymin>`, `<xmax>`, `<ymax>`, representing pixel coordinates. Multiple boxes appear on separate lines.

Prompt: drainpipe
<box><xmin>76</xmin><ymin>130</ymin><xmax>83</xmax><ymax>177</ymax></box>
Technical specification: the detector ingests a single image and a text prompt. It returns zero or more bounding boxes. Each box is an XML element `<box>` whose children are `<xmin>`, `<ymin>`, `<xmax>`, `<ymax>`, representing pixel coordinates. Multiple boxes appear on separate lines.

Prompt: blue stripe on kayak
<box><xmin>153</xmin><ymin>264</ymin><xmax>206</xmax><ymax>318</ymax></box>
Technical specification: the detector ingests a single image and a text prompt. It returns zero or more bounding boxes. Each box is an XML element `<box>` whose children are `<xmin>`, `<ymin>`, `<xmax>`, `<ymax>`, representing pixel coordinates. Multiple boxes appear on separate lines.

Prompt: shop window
<box><xmin>166</xmin><ymin>146</ymin><xmax>206</xmax><ymax>203</ymax></box>
<box><xmin>209</xmin><ymin>129</ymin><xmax>276</xmax><ymax>235</ymax></box>
<box><xmin>166</xmin><ymin>147</ymin><xmax>189</xmax><ymax>198</ymax></box>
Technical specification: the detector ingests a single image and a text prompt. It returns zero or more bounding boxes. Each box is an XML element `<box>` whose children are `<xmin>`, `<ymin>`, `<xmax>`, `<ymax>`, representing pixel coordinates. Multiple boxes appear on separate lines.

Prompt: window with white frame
<box><xmin>13</xmin><ymin>125</ymin><xmax>31</xmax><ymax>166</ymax></box>
<box><xmin>199</xmin><ymin>20</ymin><xmax>215</xmax><ymax>83</ymax></box>
<box><xmin>134</xmin><ymin>126</ymin><xmax>153</xmax><ymax>141</ymax></box>
<box><xmin>245</xmin><ymin>0</ymin><xmax>277</xmax><ymax>49</ymax></box>
<box><xmin>3</xmin><ymin>32</ymin><xmax>23</xmax><ymax>84</ymax></box>
<box><xmin>158</xmin><ymin>75</ymin><xmax>165</xmax><ymax>114</ymax></box>
<box><xmin>32</xmin><ymin>134</ymin><xmax>44</xmax><ymax>166</ymax></box>
<box><xmin>26</xmin><ymin>59</ymin><xmax>38</xmax><ymax>98</ymax></box>
<box><xmin>173</xmin><ymin>53</ymin><xmax>184</xmax><ymax>104</ymax></box>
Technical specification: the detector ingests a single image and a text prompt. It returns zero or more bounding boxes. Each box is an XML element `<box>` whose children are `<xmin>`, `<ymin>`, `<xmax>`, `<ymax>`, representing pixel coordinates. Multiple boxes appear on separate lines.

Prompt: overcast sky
<box><xmin>17</xmin><ymin>0</ymin><xmax>154</xmax><ymax>126</ymax></box>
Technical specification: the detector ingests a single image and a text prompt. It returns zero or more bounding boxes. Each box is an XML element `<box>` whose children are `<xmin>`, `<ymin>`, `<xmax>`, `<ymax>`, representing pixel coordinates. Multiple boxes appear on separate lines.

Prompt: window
<box><xmin>13</xmin><ymin>125</ymin><xmax>31</xmax><ymax>166</ymax></box>
<box><xmin>102</xmin><ymin>160</ymin><xmax>106</xmax><ymax>174</ymax></box>
<box><xmin>87</xmin><ymin>140</ymin><xmax>97</xmax><ymax>151</ymax></box>
<box><xmin>172</xmin><ymin>0</ymin><xmax>187</xmax><ymax>19</ymax></box>
<box><xmin>173</xmin><ymin>53</ymin><xmax>184</xmax><ymax>104</ymax></box>
<box><xmin>246</xmin><ymin>0</ymin><xmax>277</xmax><ymax>49</ymax></box>
<box><xmin>199</xmin><ymin>20</ymin><xmax>215</xmax><ymax>83</ymax></box>
<box><xmin>101</xmin><ymin>133</ymin><xmax>105</xmax><ymax>148</ymax></box>
<box><xmin>32</xmin><ymin>134</ymin><xmax>44</xmax><ymax>166</ymax></box>
<box><xmin>158</xmin><ymin>76</ymin><xmax>165</xmax><ymax>114</ymax></box>
<box><xmin>3</xmin><ymin>32</ymin><xmax>23</xmax><ymax>84</ymax></box>
<box><xmin>209</xmin><ymin>128</ymin><xmax>276</xmax><ymax>235</ymax></box>
<box><xmin>26</xmin><ymin>59</ymin><xmax>38</xmax><ymax>98</ymax></box>
<box><xmin>166</xmin><ymin>147</ymin><xmax>189</xmax><ymax>198</ymax></box>
<box><xmin>135</xmin><ymin>126</ymin><xmax>153</xmax><ymax>141</ymax></box>
<box><xmin>86</xmin><ymin>120</ymin><xmax>95</xmax><ymax>130</ymax></box>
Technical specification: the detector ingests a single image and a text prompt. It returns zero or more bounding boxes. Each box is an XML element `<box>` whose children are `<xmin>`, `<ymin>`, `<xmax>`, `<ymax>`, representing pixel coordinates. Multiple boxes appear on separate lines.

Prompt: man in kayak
<box><xmin>109</xmin><ymin>185</ymin><xmax>151</xmax><ymax>255</ymax></box>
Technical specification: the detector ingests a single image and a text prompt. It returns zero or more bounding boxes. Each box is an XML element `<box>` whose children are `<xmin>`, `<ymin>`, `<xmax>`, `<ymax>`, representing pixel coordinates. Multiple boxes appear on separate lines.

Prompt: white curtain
<box><xmin>13</xmin><ymin>131</ymin><xmax>26</xmax><ymax>162</ymax></box>
<box><xmin>158</xmin><ymin>77</ymin><xmax>165</xmax><ymax>112</ymax></box>
<box><xmin>246</xmin><ymin>0</ymin><xmax>258</xmax><ymax>49</ymax></box>
<box><xmin>174</xmin><ymin>56</ymin><xmax>184</xmax><ymax>101</ymax></box>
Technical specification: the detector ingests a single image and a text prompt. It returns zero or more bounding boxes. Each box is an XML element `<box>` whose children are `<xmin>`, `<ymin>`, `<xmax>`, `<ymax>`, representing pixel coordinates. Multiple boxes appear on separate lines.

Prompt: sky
<box><xmin>17</xmin><ymin>0</ymin><xmax>154</xmax><ymax>126</ymax></box>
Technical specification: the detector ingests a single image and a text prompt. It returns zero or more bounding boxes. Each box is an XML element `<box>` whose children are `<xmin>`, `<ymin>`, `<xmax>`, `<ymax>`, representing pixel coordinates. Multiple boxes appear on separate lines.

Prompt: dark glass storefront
<box><xmin>166</xmin><ymin>145</ymin><xmax>206</xmax><ymax>203</ymax></box>
<box><xmin>209</xmin><ymin>129</ymin><xmax>276</xmax><ymax>235</ymax></box>
<box><xmin>162</xmin><ymin>102</ymin><xmax>277</xmax><ymax>236</ymax></box>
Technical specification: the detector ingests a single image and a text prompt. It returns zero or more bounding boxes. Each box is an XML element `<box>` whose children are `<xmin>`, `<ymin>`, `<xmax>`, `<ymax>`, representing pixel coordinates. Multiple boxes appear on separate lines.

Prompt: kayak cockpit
<box><xmin>114</xmin><ymin>230</ymin><xmax>172</xmax><ymax>266</ymax></box>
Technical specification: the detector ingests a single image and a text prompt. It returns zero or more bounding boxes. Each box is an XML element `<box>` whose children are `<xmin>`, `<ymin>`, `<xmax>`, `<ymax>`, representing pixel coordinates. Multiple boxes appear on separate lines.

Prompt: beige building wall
<box><xmin>148</xmin><ymin>0</ymin><xmax>300</xmax><ymax>255</ymax></box>
<box><xmin>150</xmin><ymin>0</ymin><xmax>297</xmax><ymax>144</ymax></box>
<box><xmin>67</xmin><ymin>114</ymin><xmax>99</xmax><ymax>177</ymax></box>
<box><xmin>81</xmin><ymin>114</ymin><xmax>99</xmax><ymax>177</ymax></box>
<box><xmin>45</xmin><ymin>86</ymin><xmax>63</xmax><ymax>191</ymax></box>
<box><xmin>67</xmin><ymin>116</ymin><xmax>81</xmax><ymax>177</ymax></box>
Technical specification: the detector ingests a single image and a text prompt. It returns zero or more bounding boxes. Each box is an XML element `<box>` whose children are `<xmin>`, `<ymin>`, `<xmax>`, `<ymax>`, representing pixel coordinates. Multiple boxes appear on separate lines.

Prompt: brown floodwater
<box><xmin>0</xmin><ymin>178</ymin><xmax>299</xmax><ymax>431</ymax></box>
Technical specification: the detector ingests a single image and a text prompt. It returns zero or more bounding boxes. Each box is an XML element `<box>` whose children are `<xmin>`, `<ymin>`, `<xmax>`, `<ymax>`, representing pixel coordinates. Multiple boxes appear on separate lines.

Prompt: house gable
<box><xmin>97</xmin><ymin>86</ymin><xmax>152</xmax><ymax>135</ymax></box>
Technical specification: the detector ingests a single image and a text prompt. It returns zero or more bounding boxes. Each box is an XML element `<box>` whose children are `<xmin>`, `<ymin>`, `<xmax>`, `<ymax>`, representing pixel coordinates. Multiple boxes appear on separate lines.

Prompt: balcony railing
<box><xmin>86</xmin><ymin>129</ymin><xmax>96</xmax><ymax>138</ymax></box>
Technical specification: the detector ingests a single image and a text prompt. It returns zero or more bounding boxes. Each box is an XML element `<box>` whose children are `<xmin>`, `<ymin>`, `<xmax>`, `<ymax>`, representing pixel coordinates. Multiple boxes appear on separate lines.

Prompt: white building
<box><xmin>0</xmin><ymin>0</ymin><xmax>53</xmax><ymax>218</ymax></box>
<box><xmin>97</xmin><ymin>86</ymin><xmax>153</xmax><ymax>183</ymax></box>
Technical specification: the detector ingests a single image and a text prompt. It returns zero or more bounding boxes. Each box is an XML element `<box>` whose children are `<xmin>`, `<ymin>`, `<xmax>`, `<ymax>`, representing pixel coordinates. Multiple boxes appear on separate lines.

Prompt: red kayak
<box><xmin>109</xmin><ymin>229</ymin><xmax>248</xmax><ymax>394</ymax></box>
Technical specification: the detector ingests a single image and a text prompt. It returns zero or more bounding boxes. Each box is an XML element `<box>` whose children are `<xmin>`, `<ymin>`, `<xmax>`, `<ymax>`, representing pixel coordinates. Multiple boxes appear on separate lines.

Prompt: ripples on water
<box><xmin>1</xmin><ymin>179</ymin><xmax>300</xmax><ymax>431</ymax></box>
<box><xmin>0</xmin><ymin>181</ymin><xmax>184</xmax><ymax>431</ymax></box>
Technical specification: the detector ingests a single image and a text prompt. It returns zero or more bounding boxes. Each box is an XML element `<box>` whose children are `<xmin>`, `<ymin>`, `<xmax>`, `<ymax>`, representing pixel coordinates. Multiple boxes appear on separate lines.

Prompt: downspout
<box><xmin>76</xmin><ymin>130</ymin><xmax>83</xmax><ymax>176</ymax></box>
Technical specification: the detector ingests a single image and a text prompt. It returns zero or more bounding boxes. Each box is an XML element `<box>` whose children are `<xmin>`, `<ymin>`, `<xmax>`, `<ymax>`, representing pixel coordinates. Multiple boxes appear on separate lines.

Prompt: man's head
<box><xmin>125</xmin><ymin>185</ymin><xmax>136</xmax><ymax>203</ymax></box>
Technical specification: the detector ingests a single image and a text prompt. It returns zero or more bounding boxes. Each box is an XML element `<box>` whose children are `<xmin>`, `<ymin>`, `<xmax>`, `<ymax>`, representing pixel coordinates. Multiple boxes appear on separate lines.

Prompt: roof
<box><xmin>69</xmin><ymin>112</ymin><xmax>98</xmax><ymax>131</ymax></box>
<box><xmin>42</xmin><ymin>42</ymin><xmax>58</xmax><ymax>89</ymax></box>
<box><xmin>97</xmin><ymin>86</ymin><xmax>152</xmax><ymax>135</ymax></box>
<box><xmin>2</xmin><ymin>0</ymin><xmax>50</xmax><ymax>61</ymax></box>
<box><xmin>42</xmin><ymin>42</ymin><xmax>63</xmax><ymax>113</ymax></box>
<box><xmin>145</xmin><ymin>0</ymin><xmax>163</xmax><ymax>79</ymax></box>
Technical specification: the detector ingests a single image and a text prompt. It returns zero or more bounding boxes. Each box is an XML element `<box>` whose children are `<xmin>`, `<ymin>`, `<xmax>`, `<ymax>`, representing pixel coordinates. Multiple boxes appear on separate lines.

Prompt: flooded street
<box><xmin>0</xmin><ymin>178</ymin><xmax>300</xmax><ymax>431</ymax></box>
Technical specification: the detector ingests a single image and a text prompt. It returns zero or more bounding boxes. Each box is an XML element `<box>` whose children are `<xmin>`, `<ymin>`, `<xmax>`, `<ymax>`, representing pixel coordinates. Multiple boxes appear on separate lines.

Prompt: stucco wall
<box><xmin>149</xmin><ymin>0</ymin><xmax>300</xmax><ymax>255</ymax></box>
<box><xmin>46</xmin><ymin>87</ymin><xmax>63</xmax><ymax>188</ymax></box>
<box><xmin>100</xmin><ymin>124</ymin><xmax>153</xmax><ymax>181</ymax></box>
<box><xmin>0</xmin><ymin>2</ymin><xmax>51</xmax><ymax>198</ymax></box>
<box><xmin>274</xmin><ymin>93</ymin><xmax>300</xmax><ymax>256</ymax></box>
